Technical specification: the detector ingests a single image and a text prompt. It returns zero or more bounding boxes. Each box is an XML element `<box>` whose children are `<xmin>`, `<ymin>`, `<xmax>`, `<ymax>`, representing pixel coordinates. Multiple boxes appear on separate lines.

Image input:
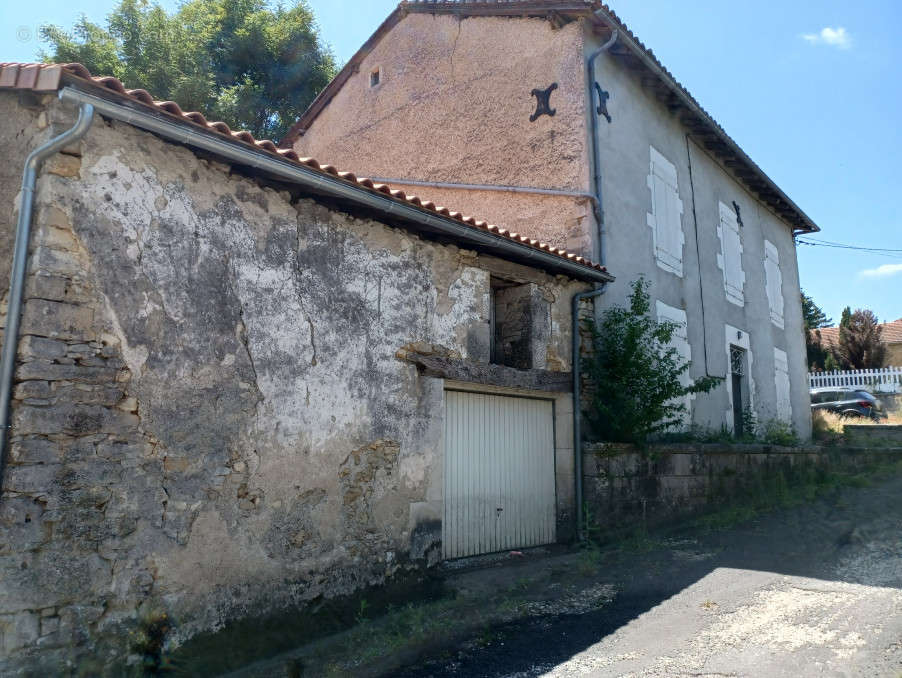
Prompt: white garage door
<box><xmin>443</xmin><ymin>390</ymin><xmax>556</xmax><ymax>559</ymax></box>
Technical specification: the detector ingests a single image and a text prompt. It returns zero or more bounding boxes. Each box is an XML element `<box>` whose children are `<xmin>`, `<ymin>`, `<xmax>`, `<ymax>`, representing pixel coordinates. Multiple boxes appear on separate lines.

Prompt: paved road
<box><xmin>398</xmin><ymin>473</ymin><xmax>902</xmax><ymax>678</ymax></box>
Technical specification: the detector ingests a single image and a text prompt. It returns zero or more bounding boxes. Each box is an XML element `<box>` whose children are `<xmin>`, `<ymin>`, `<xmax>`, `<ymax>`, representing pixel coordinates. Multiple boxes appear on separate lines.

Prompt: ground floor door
<box><xmin>443</xmin><ymin>390</ymin><xmax>556</xmax><ymax>559</ymax></box>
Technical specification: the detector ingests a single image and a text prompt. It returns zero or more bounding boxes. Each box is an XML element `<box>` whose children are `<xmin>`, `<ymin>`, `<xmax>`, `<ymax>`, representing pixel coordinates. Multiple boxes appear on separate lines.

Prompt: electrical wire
<box><xmin>796</xmin><ymin>238</ymin><xmax>902</xmax><ymax>259</ymax></box>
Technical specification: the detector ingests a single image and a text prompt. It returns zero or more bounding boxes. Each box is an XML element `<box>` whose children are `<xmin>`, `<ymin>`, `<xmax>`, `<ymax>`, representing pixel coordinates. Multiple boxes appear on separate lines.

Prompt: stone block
<box><xmin>8</xmin><ymin>438</ymin><xmax>60</xmax><ymax>464</ymax></box>
<box><xmin>29</xmin><ymin>246</ymin><xmax>87</xmax><ymax>278</ymax></box>
<box><xmin>13</xmin><ymin>380</ymin><xmax>53</xmax><ymax>400</ymax></box>
<box><xmin>12</xmin><ymin>404</ymin><xmax>139</xmax><ymax>438</ymax></box>
<box><xmin>18</xmin><ymin>336</ymin><xmax>67</xmax><ymax>360</ymax></box>
<box><xmin>44</xmin><ymin>154</ymin><xmax>81</xmax><ymax>178</ymax></box>
<box><xmin>25</xmin><ymin>273</ymin><xmax>94</xmax><ymax>305</ymax></box>
<box><xmin>39</xmin><ymin>615</ymin><xmax>59</xmax><ymax>637</ymax></box>
<box><xmin>3</xmin><ymin>464</ymin><xmax>59</xmax><ymax>494</ymax></box>
<box><xmin>0</xmin><ymin>496</ymin><xmax>46</xmax><ymax>554</ymax></box>
<box><xmin>35</xmin><ymin>224</ymin><xmax>81</xmax><ymax>253</ymax></box>
<box><xmin>21</xmin><ymin>299</ymin><xmax>94</xmax><ymax>341</ymax></box>
<box><xmin>0</xmin><ymin>611</ymin><xmax>40</xmax><ymax>654</ymax></box>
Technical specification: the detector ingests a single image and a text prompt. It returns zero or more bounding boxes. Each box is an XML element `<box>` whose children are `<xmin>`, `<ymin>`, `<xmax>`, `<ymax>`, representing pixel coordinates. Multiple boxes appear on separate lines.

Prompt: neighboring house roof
<box><xmin>815</xmin><ymin>319</ymin><xmax>902</xmax><ymax>346</ymax></box>
<box><xmin>0</xmin><ymin>61</ymin><xmax>610</xmax><ymax>281</ymax></box>
<box><xmin>283</xmin><ymin>0</ymin><xmax>819</xmax><ymax>234</ymax></box>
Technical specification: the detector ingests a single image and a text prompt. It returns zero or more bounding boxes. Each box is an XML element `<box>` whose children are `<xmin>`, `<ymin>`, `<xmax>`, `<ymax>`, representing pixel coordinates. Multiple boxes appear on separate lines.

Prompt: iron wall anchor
<box><xmin>530</xmin><ymin>83</ymin><xmax>558</xmax><ymax>122</ymax></box>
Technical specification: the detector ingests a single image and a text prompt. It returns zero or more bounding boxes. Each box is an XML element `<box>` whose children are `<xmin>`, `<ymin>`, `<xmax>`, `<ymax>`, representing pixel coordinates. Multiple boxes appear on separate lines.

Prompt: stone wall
<box><xmin>0</xmin><ymin>93</ymin><xmax>584</xmax><ymax>672</ymax></box>
<box><xmin>583</xmin><ymin>442</ymin><xmax>902</xmax><ymax>533</ymax></box>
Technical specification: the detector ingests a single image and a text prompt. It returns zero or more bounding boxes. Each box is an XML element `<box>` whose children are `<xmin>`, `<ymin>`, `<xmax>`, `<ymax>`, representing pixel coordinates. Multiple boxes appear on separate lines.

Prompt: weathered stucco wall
<box><xmin>298</xmin><ymin>11</ymin><xmax>812</xmax><ymax>439</ymax></box>
<box><xmin>0</xmin><ymin>94</ymin><xmax>583</xmax><ymax>672</ymax></box>
<box><xmin>295</xmin><ymin>13</ymin><xmax>594</xmax><ymax>255</ymax></box>
<box><xmin>588</xmin><ymin>25</ymin><xmax>811</xmax><ymax>439</ymax></box>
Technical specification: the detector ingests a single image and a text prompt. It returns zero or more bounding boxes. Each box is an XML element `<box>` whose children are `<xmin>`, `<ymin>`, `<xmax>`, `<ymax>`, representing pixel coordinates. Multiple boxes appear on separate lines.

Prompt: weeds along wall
<box><xmin>0</xmin><ymin>92</ymin><xmax>585</xmax><ymax>671</ymax></box>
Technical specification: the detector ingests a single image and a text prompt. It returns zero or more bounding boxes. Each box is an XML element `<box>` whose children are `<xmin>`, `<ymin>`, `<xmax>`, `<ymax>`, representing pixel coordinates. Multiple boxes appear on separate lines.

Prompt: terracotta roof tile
<box><xmin>0</xmin><ymin>61</ymin><xmax>608</xmax><ymax>277</ymax></box>
<box><xmin>815</xmin><ymin>319</ymin><xmax>902</xmax><ymax>347</ymax></box>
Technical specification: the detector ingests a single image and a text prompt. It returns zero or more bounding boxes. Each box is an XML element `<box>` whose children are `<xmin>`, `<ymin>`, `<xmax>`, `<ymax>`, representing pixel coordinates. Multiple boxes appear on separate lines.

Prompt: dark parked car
<box><xmin>810</xmin><ymin>387</ymin><xmax>887</xmax><ymax>420</ymax></box>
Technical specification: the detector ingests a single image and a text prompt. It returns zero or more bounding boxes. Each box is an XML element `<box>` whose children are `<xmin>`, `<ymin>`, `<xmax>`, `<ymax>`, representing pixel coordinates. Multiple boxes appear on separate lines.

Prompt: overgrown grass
<box><xmin>812</xmin><ymin>409</ymin><xmax>902</xmax><ymax>446</ymax></box>
<box><xmin>687</xmin><ymin>456</ymin><xmax>902</xmax><ymax>533</ymax></box>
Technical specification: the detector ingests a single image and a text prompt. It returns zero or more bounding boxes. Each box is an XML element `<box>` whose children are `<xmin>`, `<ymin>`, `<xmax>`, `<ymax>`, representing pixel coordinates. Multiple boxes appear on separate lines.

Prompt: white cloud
<box><xmin>802</xmin><ymin>27</ymin><xmax>852</xmax><ymax>49</ymax></box>
<box><xmin>860</xmin><ymin>264</ymin><xmax>902</xmax><ymax>278</ymax></box>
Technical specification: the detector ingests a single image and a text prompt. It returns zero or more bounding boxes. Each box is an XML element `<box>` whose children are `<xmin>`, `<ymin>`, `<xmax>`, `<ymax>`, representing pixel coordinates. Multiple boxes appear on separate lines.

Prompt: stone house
<box><xmin>817</xmin><ymin>319</ymin><xmax>902</xmax><ymax>368</ymax></box>
<box><xmin>290</xmin><ymin>0</ymin><xmax>819</xmax><ymax>439</ymax></box>
<box><xmin>0</xmin><ymin>63</ymin><xmax>611</xmax><ymax>670</ymax></box>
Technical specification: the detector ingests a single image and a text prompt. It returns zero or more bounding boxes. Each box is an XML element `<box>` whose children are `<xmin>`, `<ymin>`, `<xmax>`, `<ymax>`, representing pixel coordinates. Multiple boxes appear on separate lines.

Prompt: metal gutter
<box><xmin>59</xmin><ymin>87</ymin><xmax>611</xmax><ymax>284</ymax></box>
<box><xmin>0</xmin><ymin>100</ymin><xmax>95</xmax><ymax>482</ymax></box>
<box><xmin>368</xmin><ymin>177</ymin><xmax>598</xmax><ymax>206</ymax></box>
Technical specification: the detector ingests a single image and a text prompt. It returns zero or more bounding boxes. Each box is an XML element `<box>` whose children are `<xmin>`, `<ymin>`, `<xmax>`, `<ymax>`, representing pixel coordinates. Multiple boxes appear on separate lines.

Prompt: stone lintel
<box><xmin>401</xmin><ymin>352</ymin><xmax>571</xmax><ymax>393</ymax></box>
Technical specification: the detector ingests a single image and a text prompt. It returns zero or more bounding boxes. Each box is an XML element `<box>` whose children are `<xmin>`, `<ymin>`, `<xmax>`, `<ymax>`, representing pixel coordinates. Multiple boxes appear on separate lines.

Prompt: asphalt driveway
<box><xmin>397</xmin><ymin>471</ymin><xmax>902</xmax><ymax>678</ymax></box>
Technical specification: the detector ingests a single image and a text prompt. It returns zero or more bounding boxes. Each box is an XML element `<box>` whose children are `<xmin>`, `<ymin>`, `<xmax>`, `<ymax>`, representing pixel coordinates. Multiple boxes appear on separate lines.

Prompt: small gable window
<box><xmin>646</xmin><ymin>147</ymin><xmax>685</xmax><ymax>277</ymax></box>
<box><xmin>369</xmin><ymin>67</ymin><xmax>381</xmax><ymax>88</ymax></box>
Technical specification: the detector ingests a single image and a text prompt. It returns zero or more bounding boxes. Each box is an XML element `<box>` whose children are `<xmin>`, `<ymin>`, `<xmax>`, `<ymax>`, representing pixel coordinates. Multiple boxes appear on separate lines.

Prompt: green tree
<box><xmin>39</xmin><ymin>0</ymin><xmax>336</xmax><ymax>142</ymax></box>
<box><xmin>583</xmin><ymin>279</ymin><xmax>721</xmax><ymax>445</ymax></box>
<box><xmin>831</xmin><ymin>307</ymin><xmax>887</xmax><ymax>369</ymax></box>
<box><xmin>801</xmin><ymin>291</ymin><xmax>832</xmax><ymax>370</ymax></box>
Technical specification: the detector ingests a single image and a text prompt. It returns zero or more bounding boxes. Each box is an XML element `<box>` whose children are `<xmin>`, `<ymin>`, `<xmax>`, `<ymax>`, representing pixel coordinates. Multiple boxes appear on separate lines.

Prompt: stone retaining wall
<box><xmin>582</xmin><ymin>442</ymin><xmax>902</xmax><ymax>532</ymax></box>
<box><xmin>844</xmin><ymin>425</ymin><xmax>902</xmax><ymax>446</ymax></box>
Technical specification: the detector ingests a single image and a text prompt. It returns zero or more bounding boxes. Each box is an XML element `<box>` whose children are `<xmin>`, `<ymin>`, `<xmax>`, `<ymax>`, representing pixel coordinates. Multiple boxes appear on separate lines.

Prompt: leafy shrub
<box><xmin>583</xmin><ymin>278</ymin><xmax>721</xmax><ymax>445</ymax></box>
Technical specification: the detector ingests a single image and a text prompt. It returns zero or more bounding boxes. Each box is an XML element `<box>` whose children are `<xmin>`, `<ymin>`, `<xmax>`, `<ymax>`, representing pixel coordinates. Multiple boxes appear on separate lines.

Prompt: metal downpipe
<box><xmin>587</xmin><ymin>28</ymin><xmax>619</xmax><ymax>266</ymax></box>
<box><xmin>0</xmin><ymin>100</ymin><xmax>95</xmax><ymax>484</ymax></box>
<box><xmin>572</xmin><ymin>26</ymin><xmax>619</xmax><ymax>542</ymax></box>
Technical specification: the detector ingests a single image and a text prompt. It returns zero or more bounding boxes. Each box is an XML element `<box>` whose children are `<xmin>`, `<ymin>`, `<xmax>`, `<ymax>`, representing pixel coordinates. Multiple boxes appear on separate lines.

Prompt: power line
<box><xmin>799</xmin><ymin>237</ymin><xmax>902</xmax><ymax>252</ymax></box>
<box><xmin>796</xmin><ymin>238</ymin><xmax>902</xmax><ymax>259</ymax></box>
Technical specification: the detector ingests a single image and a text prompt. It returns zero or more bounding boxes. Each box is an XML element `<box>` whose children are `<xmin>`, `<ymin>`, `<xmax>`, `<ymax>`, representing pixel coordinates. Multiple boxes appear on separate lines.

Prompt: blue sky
<box><xmin>3</xmin><ymin>0</ymin><xmax>900</xmax><ymax>327</ymax></box>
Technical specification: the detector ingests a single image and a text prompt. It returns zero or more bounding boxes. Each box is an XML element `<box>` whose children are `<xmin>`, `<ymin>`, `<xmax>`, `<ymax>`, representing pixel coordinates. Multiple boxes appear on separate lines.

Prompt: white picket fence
<box><xmin>808</xmin><ymin>366</ymin><xmax>902</xmax><ymax>393</ymax></box>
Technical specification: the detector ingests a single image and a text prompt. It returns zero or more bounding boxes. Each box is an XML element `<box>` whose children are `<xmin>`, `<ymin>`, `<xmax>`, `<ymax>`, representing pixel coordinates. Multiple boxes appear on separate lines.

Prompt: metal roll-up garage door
<box><xmin>443</xmin><ymin>390</ymin><xmax>556</xmax><ymax>559</ymax></box>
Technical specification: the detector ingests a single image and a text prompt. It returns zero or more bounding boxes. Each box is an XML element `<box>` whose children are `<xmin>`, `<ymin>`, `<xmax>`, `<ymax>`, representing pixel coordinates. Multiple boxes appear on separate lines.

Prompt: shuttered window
<box><xmin>774</xmin><ymin>348</ymin><xmax>792</xmax><ymax>422</ymax></box>
<box><xmin>647</xmin><ymin>147</ymin><xmax>685</xmax><ymax>277</ymax></box>
<box><xmin>717</xmin><ymin>201</ymin><xmax>745</xmax><ymax>306</ymax></box>
<box><xmin>656</xmin><ymin>301</ymin><xmax>692</xmax><ymax>428</ymax></box>
<box><xmin>764</xmin><ymin>240</ymin><xmax>785</xmax><ymax>328</ymax></box>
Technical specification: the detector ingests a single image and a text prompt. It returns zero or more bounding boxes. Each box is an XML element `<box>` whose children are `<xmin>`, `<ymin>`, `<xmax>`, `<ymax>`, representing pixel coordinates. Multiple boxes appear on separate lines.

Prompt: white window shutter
<box><xmin>647</xmin><ymin>148</ymin><xmax>684</xmax><ymax>277</ymax></box>
<box><xmin>656</xmin><ymin>301</ymin><xmax>692</xmax><ymax>429</ymax></box>
<box><xmin>764</xmin><ymin>240</ymin><xmax>785</xmax><ymax>328</ymax></box>
<box><xmin>773</xmin><ymin>348</ymin><xmax>792</xmax><ymax>423</ymax></box>
<box><xmin>717</xmin><ymin>202</ymin><xmax>745</xmax><ymax>306</ymax></box>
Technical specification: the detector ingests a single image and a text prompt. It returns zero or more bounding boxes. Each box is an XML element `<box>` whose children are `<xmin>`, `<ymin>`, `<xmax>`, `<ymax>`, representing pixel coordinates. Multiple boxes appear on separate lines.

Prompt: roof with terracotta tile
<box><xmin>0</xmin><ymin>61</ymin><xmax>609</xmax><ymax>280</ymax></box>
<box><xmin>815</xmin><ymin>319</ymin><xmax>902</xmax><ymax>347</ymax></box>
<box><xmin>284</xmin><ymin>0</ymin><xmax>818</xmax><ymax>234</ymax></box>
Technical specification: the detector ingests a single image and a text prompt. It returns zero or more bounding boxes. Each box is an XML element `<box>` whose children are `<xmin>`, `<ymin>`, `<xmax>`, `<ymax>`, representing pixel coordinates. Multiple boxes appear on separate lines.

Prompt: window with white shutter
<box><xmin>647</xmin><ymin>147</ymin><xmax>685</xmax><ymax>277</ymax></box>
<box><xmin>764</xmin><ymin>240</ymin><xmax>785</xmax><ymax>328</ymax></box>
<box><xmin>716</xmin><ymin>201</ymin><xmax>745</xmax><ymax>306</ymax></box>
<box><xmin>656</xmin><ymin>301</ymin><xmax>692</xmax><ymax>428</ymax></box>
<box><xmin>773</xmin><ymin>347</ymin><xmax>792</xmax><ymax>423</ymax></box>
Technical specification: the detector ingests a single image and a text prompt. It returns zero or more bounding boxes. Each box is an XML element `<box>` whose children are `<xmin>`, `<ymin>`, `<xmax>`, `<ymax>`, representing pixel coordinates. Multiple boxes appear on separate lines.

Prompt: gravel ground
<box><xmin>395</xmin><ymin>472</ymin><xmax>902</xmax><ymax>678</ymax></box>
